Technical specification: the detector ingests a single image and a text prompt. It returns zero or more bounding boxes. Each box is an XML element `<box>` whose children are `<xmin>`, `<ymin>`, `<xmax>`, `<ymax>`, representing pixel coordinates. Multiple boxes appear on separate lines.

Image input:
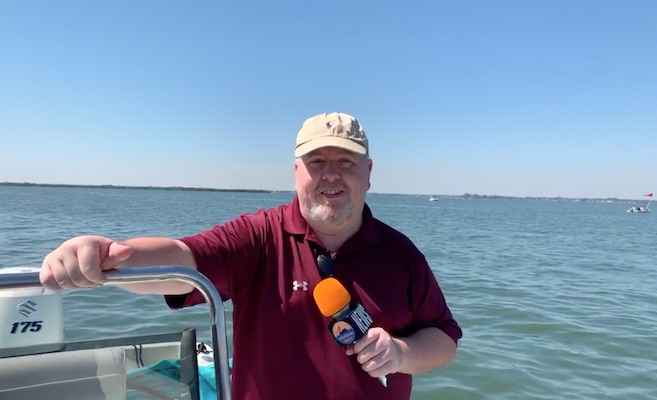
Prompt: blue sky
<box><xmin>1</xmin><ymin>1</ymin><xmax>655</xmax><ymax>199</ymax></box>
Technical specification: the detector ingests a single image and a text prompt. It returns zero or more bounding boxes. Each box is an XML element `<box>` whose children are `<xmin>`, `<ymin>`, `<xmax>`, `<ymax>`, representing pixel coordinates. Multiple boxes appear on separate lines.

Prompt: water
<box><xmin>1</xmin><ymin>185</ymin><xmax>655</xmax><ymax>399</ymax></box>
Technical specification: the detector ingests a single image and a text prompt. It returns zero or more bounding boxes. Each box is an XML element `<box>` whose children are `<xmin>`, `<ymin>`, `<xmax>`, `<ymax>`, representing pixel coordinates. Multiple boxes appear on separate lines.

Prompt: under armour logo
<box><xmin>292</xmin><ymin>280</ymin><xmax>308</xmax><ymax>291</ymax></box>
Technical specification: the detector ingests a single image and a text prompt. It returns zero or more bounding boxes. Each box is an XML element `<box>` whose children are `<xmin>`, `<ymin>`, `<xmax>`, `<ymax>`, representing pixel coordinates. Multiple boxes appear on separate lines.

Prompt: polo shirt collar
<box><xmin>282</xmin><ymin>195</ymin><xmax>382</xmax><ymax>246</ymax></box>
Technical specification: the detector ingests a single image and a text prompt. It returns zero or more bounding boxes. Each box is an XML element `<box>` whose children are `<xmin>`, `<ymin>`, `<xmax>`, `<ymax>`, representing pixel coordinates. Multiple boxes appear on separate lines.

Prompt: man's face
<box><xmin>295</xmin><ymin>146</ymin><xmax>372</xmax><ymax>230</ymax></box>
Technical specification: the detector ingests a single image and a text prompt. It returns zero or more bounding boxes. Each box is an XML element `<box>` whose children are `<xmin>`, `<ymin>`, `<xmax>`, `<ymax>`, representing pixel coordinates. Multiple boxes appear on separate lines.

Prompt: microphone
<box><xmin>313</xmin><ymin>277</ymin><xmax>388</xmax><ymax>387</ymax></box>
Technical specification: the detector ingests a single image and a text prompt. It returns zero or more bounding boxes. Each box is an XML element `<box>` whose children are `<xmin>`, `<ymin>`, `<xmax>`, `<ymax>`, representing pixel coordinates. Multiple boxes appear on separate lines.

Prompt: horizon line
<box><xmin>0</xmin><ymin>181</ymin><xmax>644</xmax><ymax>202</ymax></box>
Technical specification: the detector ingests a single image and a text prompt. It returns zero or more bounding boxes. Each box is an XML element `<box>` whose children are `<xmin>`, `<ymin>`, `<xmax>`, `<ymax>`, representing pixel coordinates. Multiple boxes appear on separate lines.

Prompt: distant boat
<box><xmin>627</xmin><ymin>192</ymin><xmax>652</xmax><ymax>213</ymax></box>
<box><xmin>429</xmin><ymin>196</ymin><xmax>439</xmax><ymax>202</ymax></box>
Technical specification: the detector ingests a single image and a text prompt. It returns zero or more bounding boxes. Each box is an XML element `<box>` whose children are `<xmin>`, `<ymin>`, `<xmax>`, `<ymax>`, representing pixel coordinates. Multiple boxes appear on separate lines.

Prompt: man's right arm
<box><xmin>40</xmin><ymin>235</ymin><xmax>198</xmax><ymax>295</ymax></box>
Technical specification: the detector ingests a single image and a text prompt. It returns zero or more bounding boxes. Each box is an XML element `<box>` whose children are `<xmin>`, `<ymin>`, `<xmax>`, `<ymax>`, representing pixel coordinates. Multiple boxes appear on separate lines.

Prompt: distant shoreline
<box><xmin>0</xmin><ymin>182</ymin><xmax>272</xmax><ymax>194</ymax></box>
<box><xmin>0</xmin><ymin>182</ymin><xmax>640</xmax><ymax>202</ymax></box>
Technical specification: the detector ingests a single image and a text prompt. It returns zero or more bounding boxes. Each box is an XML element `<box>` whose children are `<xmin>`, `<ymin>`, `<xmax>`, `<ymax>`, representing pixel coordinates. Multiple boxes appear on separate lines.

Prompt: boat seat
<box><xmin>0</xmin><ymin>347</ymin><xmax>126</xmax><ymax>400</ymax></box>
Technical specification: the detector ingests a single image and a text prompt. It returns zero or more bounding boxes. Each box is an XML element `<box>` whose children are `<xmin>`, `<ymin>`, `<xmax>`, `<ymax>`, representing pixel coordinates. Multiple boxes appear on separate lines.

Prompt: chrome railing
<box><xmin>0</xmin><ymin>266</ymin><xmax>232</xmax><ymax>400</ymax></box>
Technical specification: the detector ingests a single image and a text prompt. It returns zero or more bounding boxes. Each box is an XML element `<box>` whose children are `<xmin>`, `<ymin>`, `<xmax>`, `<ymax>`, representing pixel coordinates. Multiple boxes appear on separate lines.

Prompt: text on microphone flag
<box><xmin>328</xmin><ymin>303</ymin><xmax>374</xmax><ymax>346</ymax></box>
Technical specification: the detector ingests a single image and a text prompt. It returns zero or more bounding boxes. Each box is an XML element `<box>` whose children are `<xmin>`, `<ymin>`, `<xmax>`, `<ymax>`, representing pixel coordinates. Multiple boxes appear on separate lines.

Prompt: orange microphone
<box><xmin>314</xmin><ymin>277</ymin><xmax>352</xmax><ymax>318</ymax></box>
<box><xmin>313</xmin><ymin>277</ymin><xmax>388</xmax><ymax>387</ymax></box>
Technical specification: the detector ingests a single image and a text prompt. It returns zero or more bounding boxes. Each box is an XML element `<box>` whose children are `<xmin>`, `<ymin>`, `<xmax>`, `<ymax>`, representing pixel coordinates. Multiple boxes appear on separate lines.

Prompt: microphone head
<box><xmin>313</xmin><ymin>277</ymin><xmax>351</xmax><ymax>317</ymax></box>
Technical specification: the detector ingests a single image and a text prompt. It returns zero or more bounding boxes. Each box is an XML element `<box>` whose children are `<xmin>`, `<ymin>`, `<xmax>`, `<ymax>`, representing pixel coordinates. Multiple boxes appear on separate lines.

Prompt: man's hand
<box><xmin>40</xmin><ymin>235</ymin><xmax>132</xmax><ymax>290</ymax></box>
<box><xmin>345</xmin><ymin>327</ymin><xmax>402</xmax><ymax>378</ymax></box>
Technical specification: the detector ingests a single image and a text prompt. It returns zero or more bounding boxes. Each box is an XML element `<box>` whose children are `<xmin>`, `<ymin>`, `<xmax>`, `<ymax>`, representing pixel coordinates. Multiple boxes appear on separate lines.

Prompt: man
<box><xmin>41</xmin><ymin>112</ymin><xmax>462</xmax><ymax>400</ymax></box>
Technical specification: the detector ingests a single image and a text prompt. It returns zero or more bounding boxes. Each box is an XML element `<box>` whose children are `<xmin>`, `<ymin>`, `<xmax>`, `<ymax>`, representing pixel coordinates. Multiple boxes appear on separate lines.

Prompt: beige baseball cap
<box><xmin>294</xmin><ymin>112</ymin><xmax>368</xmax><ymax>158</ymax></box>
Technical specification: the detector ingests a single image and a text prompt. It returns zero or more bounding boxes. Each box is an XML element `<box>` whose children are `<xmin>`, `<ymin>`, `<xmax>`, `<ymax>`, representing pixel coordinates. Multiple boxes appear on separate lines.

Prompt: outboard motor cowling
<box><xmin>0</xmin><ymin>266</ymin><xmax>64</xmax><ymax>358</ymax></box>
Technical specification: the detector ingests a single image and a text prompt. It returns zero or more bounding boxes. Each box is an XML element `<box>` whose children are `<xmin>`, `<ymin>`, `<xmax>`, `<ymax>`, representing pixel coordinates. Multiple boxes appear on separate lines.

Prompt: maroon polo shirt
<box><xmin>166</xmin><ymin>196</ymin><xmax>461</xmax><ymax>400</ymax></box>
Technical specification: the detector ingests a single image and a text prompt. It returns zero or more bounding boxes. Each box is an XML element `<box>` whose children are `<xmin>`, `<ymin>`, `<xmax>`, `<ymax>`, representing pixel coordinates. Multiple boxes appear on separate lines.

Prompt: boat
<box><xmin>429</xmin><ymin>196</ymin><xmax>439</xmax><ymax>202</ymax></box>
<box><xmin>627</xmin><ymin>192</ymin><xmax>652</xmax><ymax>213</ymax></box>
<box><xmin>0</xmin><ymin>266</ymin><xmax>233</xmax><ymax>400</ymax></box>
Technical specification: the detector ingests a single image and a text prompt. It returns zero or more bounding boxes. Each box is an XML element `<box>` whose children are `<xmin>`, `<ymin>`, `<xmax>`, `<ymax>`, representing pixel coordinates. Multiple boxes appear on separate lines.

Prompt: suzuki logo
<box><xmin>17</xmin><ymin>300</ymin><xmax>38</xmax><ymax>317</ymax></box>
<box><xmin>292</xmin><ymin>280</ymin><xmax>308</xmax><ymax>291</ymax></box>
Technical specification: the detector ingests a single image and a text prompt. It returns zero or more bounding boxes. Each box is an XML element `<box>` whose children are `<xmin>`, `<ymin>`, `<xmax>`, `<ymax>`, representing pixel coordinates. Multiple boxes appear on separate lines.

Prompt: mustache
<box><xmin>316</xmin><ymin>184</ymin><xmax>347</xmax><ymax>193</ymax></box>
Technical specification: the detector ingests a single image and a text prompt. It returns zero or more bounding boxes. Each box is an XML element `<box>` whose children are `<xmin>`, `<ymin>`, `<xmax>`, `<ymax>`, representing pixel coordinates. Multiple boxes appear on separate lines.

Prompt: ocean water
<box><xmin>1</xmin><ymin>185</ymin><xmax>655</xmax><ymax>399</ymax></box>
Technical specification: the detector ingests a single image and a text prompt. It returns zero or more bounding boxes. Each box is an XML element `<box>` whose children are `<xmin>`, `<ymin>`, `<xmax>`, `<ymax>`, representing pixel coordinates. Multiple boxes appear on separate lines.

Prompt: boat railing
<box><xmin>0</xmin><ymin>265</ymin><xmax>232</xmax><ymax>400</ymax></box>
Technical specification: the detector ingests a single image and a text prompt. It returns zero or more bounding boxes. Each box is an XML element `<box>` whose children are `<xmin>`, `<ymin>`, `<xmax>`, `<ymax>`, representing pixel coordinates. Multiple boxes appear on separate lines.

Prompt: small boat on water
<box><xmin>627</xmin><ymin>192</ymin><xmax>652</xmax><ymax>213</ymax></box>
<box><xmin>0</xmin><ymin>266</ymin><xmax>232</xmax><ymax>400</ymax></box>
<box><xmin>429</xmin><ymin>196</ymin><xmax>439</xmax><ymax>202</ymax></box>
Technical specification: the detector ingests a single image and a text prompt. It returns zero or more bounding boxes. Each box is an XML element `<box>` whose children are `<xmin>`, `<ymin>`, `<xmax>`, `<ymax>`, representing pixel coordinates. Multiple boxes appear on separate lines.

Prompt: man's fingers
<box><xmin>357</xmin><ymin>343</ymin><xmax>396</xmax><ymax>378</ymax></box>
<box><xmin>349</xmin><ymin>328</ymin><xmax>401</xmax><ymax>377</ymax></box>
<box><xmin>362</xmin><ymin>357</ymin><xmax>393</xmax><ymax>377</ymax></box>
<box><xmin>351</xmin><ymin>329</ymin><xmax>378</xmax><ymax>354</ymax></box>
<box><xmin>43</xmin><ymin>257</ymin><xmax>91</xmax><ymax>289</ymax></box>
<box><xmin>103</xmin><ymin>242</ymin><xmax>133</xmax><ymax>270</ymax></box>
<box><xmin>76</xmin><ymin>244</ymin><xmax>106</xmax><ymax>285</ymax></box>
<box><xmin>39</xmin><ymin>259</ymin><xmax>63</xmax><ymax>290</ymax></box>
<box><xmin>356</xmin><ymin>341</ymin><xmax>385</xmax><ymax>365</ymax></box>
<box><xmin>40</xmin><ymin>252</ymin><xmax>91</xmax><ymax>289</ymax></box>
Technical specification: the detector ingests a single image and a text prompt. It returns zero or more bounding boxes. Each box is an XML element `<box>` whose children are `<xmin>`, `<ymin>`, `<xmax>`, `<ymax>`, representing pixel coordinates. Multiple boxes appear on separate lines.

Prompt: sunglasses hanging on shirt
<box><xmin>316</xmin><ymin>254</ymin><xmax>335</xmax><ymax>278</ymax></box>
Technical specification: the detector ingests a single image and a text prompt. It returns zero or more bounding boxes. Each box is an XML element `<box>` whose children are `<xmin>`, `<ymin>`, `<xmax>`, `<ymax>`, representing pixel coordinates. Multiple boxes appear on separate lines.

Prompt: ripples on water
<box><xmin>1</xmin><ymin>186</ymin><xmax>655</xmax><ymax>399</ymax></box>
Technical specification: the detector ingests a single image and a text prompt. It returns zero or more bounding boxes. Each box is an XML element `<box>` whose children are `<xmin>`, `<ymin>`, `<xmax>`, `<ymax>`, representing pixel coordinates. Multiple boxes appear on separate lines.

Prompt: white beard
<box><xmin>306</xmin><ymin>201</ymin><xmax>353</xmax><ymax>227</ymax></box>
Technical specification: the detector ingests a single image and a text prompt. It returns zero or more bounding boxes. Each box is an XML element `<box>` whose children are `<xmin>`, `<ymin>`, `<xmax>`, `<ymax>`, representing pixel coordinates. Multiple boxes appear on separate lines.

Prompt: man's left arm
<box><xmin>393</xmin><ymin>326</ymin><xmax>456</xmax><ymax>373</ymax></box>
<box><xmin>347</xmin><ymin>326</ymin><xmax>457</xmax><ymax>377</ymax></box>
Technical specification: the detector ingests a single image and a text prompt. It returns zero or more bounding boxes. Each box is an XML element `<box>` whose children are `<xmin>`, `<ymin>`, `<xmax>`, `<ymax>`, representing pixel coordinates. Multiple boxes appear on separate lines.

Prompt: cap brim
<box><xmin>295</xmin><ymin>137</ymin><xmax>367</xmax><ymax>158</ymax></box>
